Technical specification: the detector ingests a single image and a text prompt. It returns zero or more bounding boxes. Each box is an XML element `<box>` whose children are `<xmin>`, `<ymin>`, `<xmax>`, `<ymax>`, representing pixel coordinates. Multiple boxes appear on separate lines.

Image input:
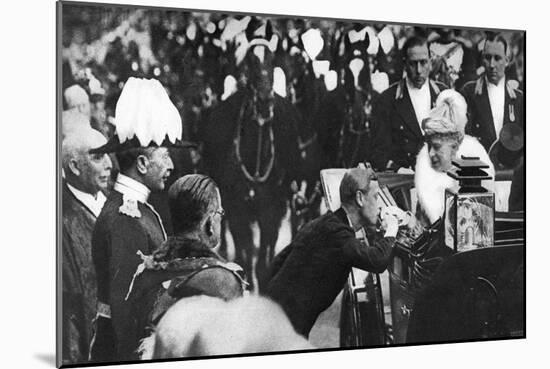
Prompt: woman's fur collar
<box><xmin>415</xmin><ymin>135</ymin><xmax>495</xmax><ymax>224</ymax></box>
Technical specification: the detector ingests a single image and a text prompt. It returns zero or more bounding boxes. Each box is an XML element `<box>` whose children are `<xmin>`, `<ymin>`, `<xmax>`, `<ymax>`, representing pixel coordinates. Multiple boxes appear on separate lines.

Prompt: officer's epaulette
<box><xmin>119</xmin><ymin>194</ymin><xmax>142</xmax><ymax>218</ymax></box>
<box><xmin>474</xmin><ymin>77</ymin><xmax>484</xmax><ymax>96</ymax></box>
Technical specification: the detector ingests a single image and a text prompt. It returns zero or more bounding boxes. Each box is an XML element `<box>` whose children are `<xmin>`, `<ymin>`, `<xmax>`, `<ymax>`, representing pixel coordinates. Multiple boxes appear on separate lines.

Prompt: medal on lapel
<box><xmin>509</xmin><ymin>104</ymin><xmax>515</xmax><ymax>122</ymax></box>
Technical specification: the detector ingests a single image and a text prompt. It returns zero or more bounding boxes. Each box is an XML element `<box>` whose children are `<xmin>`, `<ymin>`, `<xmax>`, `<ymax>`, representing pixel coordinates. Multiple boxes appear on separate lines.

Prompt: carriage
<box><xmin>335</xmin><ymin>171</ymin><xmax>525</xmax><ymax>347</ymax></box>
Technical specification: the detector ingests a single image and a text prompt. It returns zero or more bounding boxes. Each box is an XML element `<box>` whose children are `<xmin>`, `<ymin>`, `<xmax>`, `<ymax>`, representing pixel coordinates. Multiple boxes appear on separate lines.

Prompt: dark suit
<box><xmin>460</xmin><ymin>76</ymin><xmax>524</xmax><ymax>152</ymax></box>
<box><xmin>61</xmin><ymin>183</ymin><xmax>99</xmax><ymax>365</ymax></box>
<box><xmin>265</xmin><ymin>208</ymin><xmax>395</xmax><ymax>337</ymax></box>
<box><xmin>371</xmin><ymin>79</ymin><xmax>446</xmax><ymax>170</ymax></box>
<box><xmin>91</xmin><ymin>190</ymin><xmax>166</xmax><ymax>361</ymax></box>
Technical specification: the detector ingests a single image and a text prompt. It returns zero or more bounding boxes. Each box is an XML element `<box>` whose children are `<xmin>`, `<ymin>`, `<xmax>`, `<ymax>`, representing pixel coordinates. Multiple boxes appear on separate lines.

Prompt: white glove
<box><xmin>380</xmin><ymin>206</ymin><xmax>408</xmax><ymax>237</ymax></box>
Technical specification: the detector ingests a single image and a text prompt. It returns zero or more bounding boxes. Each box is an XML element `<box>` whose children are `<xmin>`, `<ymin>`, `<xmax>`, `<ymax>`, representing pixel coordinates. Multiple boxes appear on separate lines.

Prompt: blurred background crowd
<box><xmin>61</xmin><ymin>5</ymin><xmax>524</xmax><ymax>148</ymax></box>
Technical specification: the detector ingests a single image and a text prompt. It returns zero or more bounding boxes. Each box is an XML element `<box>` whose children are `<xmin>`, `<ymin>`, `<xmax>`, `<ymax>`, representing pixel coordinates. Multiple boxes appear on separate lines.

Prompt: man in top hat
<box><xmin>460</xmin><ymin>33</ymin><xmax>524</xmax><ymax>152</ymax></box>
<box><xmin>90</xmin><ymin>77</ymin><xmax>191</xmax><ymax>361</ymax></box>
<box><xmin>61</xmin><ymin>126</ymin><xmax>112</xmax><ymax>365</ymax></box>
<box><xmin>371</xmin><ymin>36</ymin><xmax>447</xmax><ymax>172</ymax></box>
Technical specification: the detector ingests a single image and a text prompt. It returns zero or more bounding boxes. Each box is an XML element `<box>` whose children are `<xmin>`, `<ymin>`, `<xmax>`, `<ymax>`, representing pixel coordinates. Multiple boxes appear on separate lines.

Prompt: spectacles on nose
<box><xmin>214</xmin><ymin>209</ymin><xmax>225</xmax><ymax>217</ymax></box>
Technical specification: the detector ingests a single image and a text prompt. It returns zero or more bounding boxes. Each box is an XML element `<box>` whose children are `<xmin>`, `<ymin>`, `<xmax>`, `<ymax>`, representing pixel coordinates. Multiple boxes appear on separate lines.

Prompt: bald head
<box><xmin>62</xmin><ymin>128</ymin><xmax>112</xmax><ymax>194</ymax></box>
<box><xmin>64</xmin><ymin>84</ymin><xmax>91</xmax><ymax>117</ymax></box>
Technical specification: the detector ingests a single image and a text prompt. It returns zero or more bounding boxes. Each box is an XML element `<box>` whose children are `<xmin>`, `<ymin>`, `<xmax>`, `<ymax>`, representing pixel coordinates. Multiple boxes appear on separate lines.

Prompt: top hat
<box><xmin>488</xmin><ymin>123</ymin><xmax>524</xmax><ymax>170</ymax></box>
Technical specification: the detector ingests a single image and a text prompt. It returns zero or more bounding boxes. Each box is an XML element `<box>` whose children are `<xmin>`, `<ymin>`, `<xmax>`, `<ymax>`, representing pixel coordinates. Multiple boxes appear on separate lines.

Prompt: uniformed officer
<box><xmin>89</xmin><ymin>77</ymin><xmax>194</xmax><ymax>361</ymax></box>
<box><xmin>371</xmin><ymin>36</ymin><xmax>447</xmax><ymax>172</ymax></box>
<box><xmin>460</xmin><ymin>33</ymin><xmax>524</xmax><ymax>152</ymax></box>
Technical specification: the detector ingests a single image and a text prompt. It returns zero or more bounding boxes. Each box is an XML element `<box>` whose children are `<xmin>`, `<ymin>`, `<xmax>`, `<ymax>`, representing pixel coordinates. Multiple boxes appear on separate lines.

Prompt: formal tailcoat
<box><xmin>265</xmin><ymin>208</ymin><xmax>395</xmax><ymax>337</ymax></box>
<box><xmin>371</xmin><ymin>79</ymin><xmax>446</xmax><ymax>170</ymax></box>
<box><xmin>460</xmin><ymin>76</ymin><xmax>524</xmax><ymax>151</ymax></box>
<box><xmin>91</xmin><ymin>188</ymin><xmax>166</xmax><ymax>361</ymax></box>
<box><xmin>61</xmin><ymin>182</ymin><xmax>99</xmax><ymax>364</ymax></box>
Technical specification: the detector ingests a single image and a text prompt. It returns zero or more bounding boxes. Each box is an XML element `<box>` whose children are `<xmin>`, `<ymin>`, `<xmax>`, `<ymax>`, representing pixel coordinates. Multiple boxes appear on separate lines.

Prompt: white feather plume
<box><xmin>324</xmin><ymin>70</ymin><xmax>338</xmax><ymax>92</ymax></box>
<box><xmin>365</xmin><ymin>27</ymin><xmax>380</xmax><ymax>55</ymax></box>
<box><xmin>371</xmin><ymin>70</ymin><xmax>389</xmax><ymax>93</ymax></box>
<box><xmin>273</xmin><ymin>67</ymin><xmax>287</xmax><ymax>97</ymax></box>
<box><xmin>221</xmin><ymin>74</ymin><xmax>238</xmax><ymax>101</ymax></box>
<box><xmin>301</xmin><ymin>28</ymin><xmax>324</xmax><ymax>60</ymax></box>
<box><xmin>378</xmin><ymin>26</ymin><xmax>395</xmax><ymax>54</ymax></box>
<box><xmin>348</xmin><ymin>58</ymin><xmax>364</xmax><ymax>89</ymax></box>
<box><xmin>114</xmin><ymin>77</ymin><xmax>182</xmax><ymax>146</ymax></box>
<box><xmin>312</xmin><ymin>60</ymin><xmax>330</xmax><ymax>79</ymax></box>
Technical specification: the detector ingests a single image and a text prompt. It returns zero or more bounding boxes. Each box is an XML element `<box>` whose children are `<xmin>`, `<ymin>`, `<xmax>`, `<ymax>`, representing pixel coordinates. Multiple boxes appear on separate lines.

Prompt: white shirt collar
<box><xmin>66</xmin><ymin>182</ymin><xmax>106</xmax><ymax>218</ymax></box>
<box><xmin>486</xmin><ymin>75</ymin><xmax>505</xmax><ymax>90</ymax></box>
<box><xmin>342</xmin><ymin>207</ymin><xmax>355</xmax><ymax>229</ymax></box>
<box><xmin>113</xmin><ymin>173</ymin><xmax>150</xmax><ymax>203</ymax></box>
<box><xmin>406</xmin><ymin>78</ymin><xmax>431</xmax><ymax>130</ymax></box>
<box><xmin>406</xmin><ymin>77</ymin><xmax>429</xmax><ymax>93</ymax></box>
<box><xmin>486</xmin><ymin>76</ymin><xmax>506</xmax><ymax>138</ymax></box>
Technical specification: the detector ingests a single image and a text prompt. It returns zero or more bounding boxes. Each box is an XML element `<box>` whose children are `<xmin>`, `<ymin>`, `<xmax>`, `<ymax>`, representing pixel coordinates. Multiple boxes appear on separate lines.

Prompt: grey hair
<box><xmin>61</xmin><ymin>128</ymin><xmax>107</xmax><ymax>172</ymax></box>
<box><xmin>339</xmin><ymin>167</ymin><xmax>378</xmax><ymax>207</ymax></box>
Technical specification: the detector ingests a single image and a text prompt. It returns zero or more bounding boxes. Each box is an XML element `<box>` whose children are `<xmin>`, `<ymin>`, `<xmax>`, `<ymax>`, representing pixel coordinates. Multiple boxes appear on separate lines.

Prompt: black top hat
<box><xmin>488</xmin><ymin>123</ymin><xmax>524</xmax><ymax>170</ymax></box>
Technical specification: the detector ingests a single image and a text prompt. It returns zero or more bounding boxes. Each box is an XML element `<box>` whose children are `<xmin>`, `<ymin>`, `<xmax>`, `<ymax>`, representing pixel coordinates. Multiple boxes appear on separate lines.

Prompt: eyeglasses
<box><xmin>214</xmin><ymin>208</ymin><xmax>225</xmax><ymax>217</ymax></box>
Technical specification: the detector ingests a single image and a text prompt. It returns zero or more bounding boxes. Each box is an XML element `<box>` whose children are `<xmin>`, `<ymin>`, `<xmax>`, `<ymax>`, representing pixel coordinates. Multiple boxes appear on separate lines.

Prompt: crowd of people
<box><xmin>60</xmin><ymin>5</ymin><xmax>525</xmax><ymax>366</ymax></box>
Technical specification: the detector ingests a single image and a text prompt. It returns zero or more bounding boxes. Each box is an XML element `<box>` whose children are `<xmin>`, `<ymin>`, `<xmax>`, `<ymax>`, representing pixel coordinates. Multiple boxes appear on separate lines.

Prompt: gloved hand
<box><xmin>380</xmin><ymin>206</ymin><xmax>405</xmax><ymax>238</ymax></box>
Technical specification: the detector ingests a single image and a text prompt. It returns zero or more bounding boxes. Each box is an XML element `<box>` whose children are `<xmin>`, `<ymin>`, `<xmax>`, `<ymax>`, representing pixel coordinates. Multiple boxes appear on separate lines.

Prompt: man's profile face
<box><xmin>483</xmin><ymin>40</ymin><xmax>508</xmax><ymax>85</ymax></box>
<box><xmin>143</xmin><ymin>147</ymin><xmax>174</xmax><ymax>192</ymax></box>
<box><xmin>405</xmin><ymin>44</ymin><xmax>431</xmax><ymax>89</ymax></box>
<box><xmin>359</xmin><ymin>180</ymin><xmax>381</xmax><ymax>227</ymax></box>
<box><xmin>77</xmin><ymin>151</ymin><xmax>112</xmax><ymax>194</ymax></box>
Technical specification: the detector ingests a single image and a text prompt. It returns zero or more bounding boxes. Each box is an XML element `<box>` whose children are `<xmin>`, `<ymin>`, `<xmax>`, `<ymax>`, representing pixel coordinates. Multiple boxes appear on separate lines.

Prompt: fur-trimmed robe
<box><xmin>415</xmin><ymin>135</ymin><xmax>495</xmax><ymax>225</ymax></box>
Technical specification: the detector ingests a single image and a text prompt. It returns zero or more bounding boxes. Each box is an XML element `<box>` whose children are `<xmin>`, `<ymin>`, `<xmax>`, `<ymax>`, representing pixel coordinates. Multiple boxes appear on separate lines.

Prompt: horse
<box><xmin>316</xmin><ymin>28</ymin><xmax>377</xmax><ymax>169</ymax></box>
<box><xmin>139</xmin><ymin>295</ymin><xmax>313</xmax><ymax>359</ymax></box>
<box><xmin>275</xmin><ymin>40</ymin><xmax>324</xmax><ymax>236</ymax></box>
<box><xmin>200</xmin><ymin>40</ymin><xmax>303</xmax><ymax>290</ymax></box>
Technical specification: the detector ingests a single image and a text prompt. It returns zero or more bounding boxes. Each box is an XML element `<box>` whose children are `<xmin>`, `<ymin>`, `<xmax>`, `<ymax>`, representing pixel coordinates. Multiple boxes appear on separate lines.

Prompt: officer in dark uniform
<box><xmin>371</xmin><ymin>36</ymin><xmax>447</xmax><ymax>171</ymax></box>
<box><xmin>460</xmin><ymin>33</ymin><xmax>524</xmax><ymax>152</ymax></box>
<box><xmin>89</xmin><ymin>77</ymin><xmax>194</xmax><ymax>362</ymax></box>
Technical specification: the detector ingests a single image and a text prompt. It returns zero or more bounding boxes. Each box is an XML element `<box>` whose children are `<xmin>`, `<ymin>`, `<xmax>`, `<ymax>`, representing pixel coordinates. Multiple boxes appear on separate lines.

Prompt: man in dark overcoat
<box><xmin>371</xmin><ymin>36</ymin><xmax>447</xmax><ymax>171</ymax></box>
<box><xmin>460</xmin><ymin>34</ymin><xmax>524</xmax><ymax>152</ymax></box>
<box><xmin>265</xmin><ymin>167</ymin><xmax>399</xmax><ymax>338</ymax></box>
<box><xmin>61</xmin><ymin>125</ymin><xmax>112</xmax><ymax>365</ymax></box>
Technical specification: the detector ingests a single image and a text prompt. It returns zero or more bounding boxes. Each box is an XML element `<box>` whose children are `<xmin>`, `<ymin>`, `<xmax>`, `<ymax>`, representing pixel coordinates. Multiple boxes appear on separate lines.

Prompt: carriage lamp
<box><xmin>444</xmin><ymin>156</ymin><xmax>495</xmax><ymax>252</ymax></box>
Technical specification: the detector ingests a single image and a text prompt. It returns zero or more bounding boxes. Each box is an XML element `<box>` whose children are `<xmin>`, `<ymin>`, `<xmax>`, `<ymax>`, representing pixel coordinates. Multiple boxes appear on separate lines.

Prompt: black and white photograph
<box><xmin>55</xmin><ymin>0</ymin><xmax>527</xmax><ymax>367</ymax></box>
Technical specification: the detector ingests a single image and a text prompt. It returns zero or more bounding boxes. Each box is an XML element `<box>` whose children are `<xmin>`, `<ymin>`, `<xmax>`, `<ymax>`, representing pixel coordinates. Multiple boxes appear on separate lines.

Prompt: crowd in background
<box><xmin>60</xmin><ymin>5</ymin><xmax>526</xmax><ymax>366</ymax></box>
<box><xmin>62</xmin><ymin>6</ymin><xmax>524</xmax><ymax>148</ymax></box>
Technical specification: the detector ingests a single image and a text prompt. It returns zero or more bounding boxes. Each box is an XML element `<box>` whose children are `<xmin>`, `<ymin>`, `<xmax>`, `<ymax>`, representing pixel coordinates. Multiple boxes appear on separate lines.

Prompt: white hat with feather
<box><xmin>90</xmin><ymin>77</ymin><xmax>195</xmax><ymax>153</ymax></box>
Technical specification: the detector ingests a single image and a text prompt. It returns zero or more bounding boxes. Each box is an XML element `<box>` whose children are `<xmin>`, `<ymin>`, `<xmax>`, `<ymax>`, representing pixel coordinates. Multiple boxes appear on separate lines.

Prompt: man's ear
<box><xmin>355</xmin><ymin>191</ymin><xmax>364</xmax><ymax>208</ymax></box>
<box><xmin>67</xmin><ymin>158</ymin><xmax>81</xmax><ymax>177</ymax></box>
<box><xmin>136</xmin><ymin>155</ymin><xmax>149</xmax><ymax>175</ymax></box>
<box><xmin>204</xmin><ymin>216</ymin><xmax>214</xmax><ymax>237</ymax></box>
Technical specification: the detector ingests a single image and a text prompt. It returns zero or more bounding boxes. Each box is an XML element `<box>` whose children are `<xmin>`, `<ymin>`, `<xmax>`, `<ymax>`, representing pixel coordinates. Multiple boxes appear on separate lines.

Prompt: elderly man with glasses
<box><xmin>122</xmin><ymin>174</ymin><xmax>246</xmax><ymax>360</ymax></box>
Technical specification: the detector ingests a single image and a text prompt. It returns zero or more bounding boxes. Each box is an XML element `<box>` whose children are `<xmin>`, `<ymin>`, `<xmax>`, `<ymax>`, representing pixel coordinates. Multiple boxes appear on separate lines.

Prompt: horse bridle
<box><xmin>338</xmin><ymin>88</ymin><xmax>371</xmax><ymax>166</ymax></box>
<box><xmin>233</xmin><ymin>90</ymin><xmax>276</xmax><ymax>184</ymax></box>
